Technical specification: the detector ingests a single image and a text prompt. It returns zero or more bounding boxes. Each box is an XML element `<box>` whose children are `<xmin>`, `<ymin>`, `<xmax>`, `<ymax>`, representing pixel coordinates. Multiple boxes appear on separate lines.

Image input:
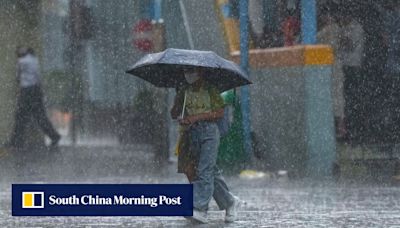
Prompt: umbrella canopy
<box><xmin>126</xmin><ymin>48</ymin><xmax>251</xmax><ymax>92</ymax></box>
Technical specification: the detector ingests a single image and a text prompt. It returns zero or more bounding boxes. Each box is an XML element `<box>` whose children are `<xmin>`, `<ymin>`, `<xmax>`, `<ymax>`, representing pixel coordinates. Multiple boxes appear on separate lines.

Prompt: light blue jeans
<box><xmin>189</xmin><ymin>121</ymin><xmax>234</xmax><ymax>211</ymax></box>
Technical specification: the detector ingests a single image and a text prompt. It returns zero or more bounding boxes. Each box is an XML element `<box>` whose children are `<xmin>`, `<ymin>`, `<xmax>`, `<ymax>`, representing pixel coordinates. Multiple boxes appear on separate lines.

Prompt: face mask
<box><xmin>184</xmin><ymin>72</ymin><xmax>200</xmax><ymax>84</ymax></box>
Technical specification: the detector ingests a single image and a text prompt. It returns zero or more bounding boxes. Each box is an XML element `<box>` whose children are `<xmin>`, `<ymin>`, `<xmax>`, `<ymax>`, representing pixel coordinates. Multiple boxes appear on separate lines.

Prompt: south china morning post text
<box><xmin>12</xmin><ymin>184</ymin><xmax>193</xmax><ymax>216</ymax></box>
<box><xmin>48</xmin><ymin>194</ymin><xmax>182</xmax><ymax>207</ymax></box>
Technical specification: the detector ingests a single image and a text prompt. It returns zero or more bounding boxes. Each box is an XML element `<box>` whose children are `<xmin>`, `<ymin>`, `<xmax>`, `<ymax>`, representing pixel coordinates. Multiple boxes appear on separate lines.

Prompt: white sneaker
<box><xmin>225</xmin><ymin>196</ymin><xmax>240</xmax><ymax>223</ymax></box>
<box><xmin>186</xmin><ymin>209</ymin><xmax>208</xmax><ymax>224</ymax></box>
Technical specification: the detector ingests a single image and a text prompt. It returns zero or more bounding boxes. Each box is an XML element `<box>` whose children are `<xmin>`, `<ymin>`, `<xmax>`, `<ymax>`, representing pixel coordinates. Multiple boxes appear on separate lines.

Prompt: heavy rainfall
<box><xmin>1</xmin><ymin>0</ymin><xmax>400</xmax><ymax>227</ymax></box>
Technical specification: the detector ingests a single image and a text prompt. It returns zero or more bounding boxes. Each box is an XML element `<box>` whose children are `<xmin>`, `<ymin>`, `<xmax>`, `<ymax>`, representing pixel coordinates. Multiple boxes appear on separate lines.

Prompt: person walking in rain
<box><xmin>170</xmin><ymin>68</ymin><xmax>239</xmax><ymax>224</ymax></box>
<box><xmin>7</xmin><ymin>47</ymin><xmax>61</xmax><ymax>148</ymax></box>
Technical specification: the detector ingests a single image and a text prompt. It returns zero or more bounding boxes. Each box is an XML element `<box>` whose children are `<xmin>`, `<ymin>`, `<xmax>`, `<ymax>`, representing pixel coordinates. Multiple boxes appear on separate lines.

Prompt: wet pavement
<box><xmin>1</xmin><ymin>146</ymin><xmax>400</xmax><ymax>227</ymax></box>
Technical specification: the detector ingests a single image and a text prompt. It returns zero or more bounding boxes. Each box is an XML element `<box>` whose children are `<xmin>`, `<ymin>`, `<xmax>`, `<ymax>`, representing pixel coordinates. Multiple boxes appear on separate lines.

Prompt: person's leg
<box><xmin>343</xmin><ymin>66</ymin><xmax>360</xmax><ymax>142</ymax></box>
<box><xmin>192</xmin><ymin>123</ymin><xmax>219</xmax><ymax>211</ymax></box>
<box><xmin>31</xmin><ymin>87</ymin><xmax>60</xmax><ymax>143</ymax></box>
<box><xmin>392</xmin><ymin>74</ymin><xmax>400</xmax><ymax>142</ymax></box>
<box><xmin>9</xmin><ymin>91</ymin><xmax>30</xmax><ymax>147</ymax></box>
<box><xmin>332</xmin><ymin>63</ymin><xmax>346</xmax><ymax>139</ymax></box>
<box><xmin>212</xmin><ymin>166</ymin><xmax>235</xmax><ymax>210</ymax></box>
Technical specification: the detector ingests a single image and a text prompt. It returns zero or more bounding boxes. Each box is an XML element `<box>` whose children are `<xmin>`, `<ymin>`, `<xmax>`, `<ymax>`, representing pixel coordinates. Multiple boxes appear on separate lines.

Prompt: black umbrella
<box><xmin>125</xmin><ymin>48</ymin><xmax>251</xmax><ymax>92</ymax></box>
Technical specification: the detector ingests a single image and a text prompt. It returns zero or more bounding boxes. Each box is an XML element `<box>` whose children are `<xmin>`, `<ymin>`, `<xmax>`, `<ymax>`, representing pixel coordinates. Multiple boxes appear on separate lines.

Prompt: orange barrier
<box><xmin>230</xmin><ymin>45</ymin><xmax>334</xmax><ymax>69</ymax></box>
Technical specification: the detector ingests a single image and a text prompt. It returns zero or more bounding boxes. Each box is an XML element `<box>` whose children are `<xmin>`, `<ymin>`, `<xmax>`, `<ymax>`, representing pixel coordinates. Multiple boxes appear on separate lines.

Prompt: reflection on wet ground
<box><xmin>1</xmin><ymin>146</ymin><xmax>400</xmax><ymax>227</ymax></box>
<box><xmin>2</xmin><ymin>179</ymin><xmax>400</xmax><ymax>227</ymax></box>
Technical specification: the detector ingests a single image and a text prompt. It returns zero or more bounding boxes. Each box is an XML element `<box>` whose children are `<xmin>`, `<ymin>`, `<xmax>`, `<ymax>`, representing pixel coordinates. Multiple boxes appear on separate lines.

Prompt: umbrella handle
<box><xmin>181</xmin><ymin>91</ymin><xmax>187</xmax><ymax>119</ymax></box>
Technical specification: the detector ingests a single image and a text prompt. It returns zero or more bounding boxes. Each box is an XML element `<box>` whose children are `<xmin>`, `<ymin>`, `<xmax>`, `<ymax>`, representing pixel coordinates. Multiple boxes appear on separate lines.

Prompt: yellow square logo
<box><xmin>22</xmin><ymin>192</ymin><xmax>44</xmax><ymax>209</ymax></box>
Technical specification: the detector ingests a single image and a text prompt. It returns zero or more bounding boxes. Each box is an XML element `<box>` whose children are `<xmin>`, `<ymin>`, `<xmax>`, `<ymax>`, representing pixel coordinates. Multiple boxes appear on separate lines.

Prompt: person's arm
<box><xmin>16</xmin><ymin>61</ymin><xmax>21</xmax><ymax>86</ymax></box>
<box><xmin>354</xmin><ymin>22</ymin><xmax>365</xmax><ymax>57</ymax></box>
<box><xmin>179</xmin><ymin>108</ymin><xmax>224</xmax><ymax>125</ymax></box>
<box><xmin>35</xmin><ymin>56</ymin><xmax>42</xmax><ymax>85</ymax></box>
<box><xmin>170</xmin><ymin>88</ymin><xmax>184</xmax><ymax>119</ymax></box>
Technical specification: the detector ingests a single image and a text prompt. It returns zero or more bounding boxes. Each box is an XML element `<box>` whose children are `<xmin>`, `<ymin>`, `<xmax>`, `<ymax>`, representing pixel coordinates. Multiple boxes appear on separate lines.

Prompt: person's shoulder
<box><xmin>26</xmin><ymin>54</ymin><xmax>39</xmax><ymax>64</ymax></box>
<box><xmin>27</xmin><ymin>54</ymin><xmax>38</xmax><ymax>60</ymax></box>
<box><xmin>19</xmin><ymin>54</ymin><xmax>36</xmax><ymax>62</ymax></box>
<box><xmin>176</xmin><ymin>84</ymin><xmax>189</xmax><ymax>95</ymax></box>
<box><xmin>177</xmin><ymin>83</ymin><xmax>189</xmax><ymax>90</ymax></box>
<box><xmin>204</xmin><ymin>83</ymin><xmax>216</xmax><ymax>90</ymax></box>
<box><xmin>17</xmin><ymin>56</ymin><xmax>29</xmax><ymax>66</ymax></box>
<box><xmin>206</xmin><ymin>84</ymin><xmax>221</xmax><ymax>95</ymax></box>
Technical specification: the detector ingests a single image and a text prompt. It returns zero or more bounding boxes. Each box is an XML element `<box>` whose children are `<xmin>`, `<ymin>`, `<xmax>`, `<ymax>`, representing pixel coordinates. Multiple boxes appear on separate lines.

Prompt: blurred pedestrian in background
<box><xmin>383</xmin><ymin>0</ymin><xmax>400</xmax><ymax>77</ymax></box>
<box><xmin>337</xmin><ymin>13</ymin><xmax>365</xmax><ymax>142</ymax></box>
<box><xmin>281</xmin><ymin>0</ymin><xmax>300</xmax><ymax>46</ymax></box>
<box><xmin>6</xmin><ymin>47</ymin><xmax>60</xmax><ymax>148</ymax></box>
<box><xmin>317</xmin><ymin>6</ymin><xmax>346</xmax><ymax>139</ymax></box>
<box><xmin>383</xmin><ymin>0</ymin><xmax>400</xmax><ymax>181</ymax></box>
<box><xmin>249</xmin><ymin>0</ymin><xmax>283</xmax><ymax>48</ymax></box>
